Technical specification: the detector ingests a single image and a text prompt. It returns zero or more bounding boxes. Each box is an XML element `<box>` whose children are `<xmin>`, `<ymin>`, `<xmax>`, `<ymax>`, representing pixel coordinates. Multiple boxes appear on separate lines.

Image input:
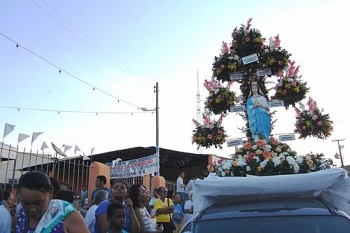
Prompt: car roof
<box><xmin>198</xmin><ymin>197</ymin><xmax>341</xmax><ymax>220</ymax></box>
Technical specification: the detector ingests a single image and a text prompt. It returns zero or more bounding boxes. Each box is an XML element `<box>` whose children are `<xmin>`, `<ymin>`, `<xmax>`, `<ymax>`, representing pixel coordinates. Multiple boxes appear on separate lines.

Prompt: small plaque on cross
<box><xmin>242</xmin><ymin>53</ymin><xmax>259</xmax><ymax>65</ymax></box>
<box><xmin>229</xmin><ymin>71</ymin><xmax>244</xmax><ymax>80</ymax></box>
<box><xmin>279</xmin><ymin>134</ymin><xmax>295</xmax><ymax>141</ymax></box>
<box><xmin>256</xmin><ymin>68</ymin><xmax>272</xmax><ymax>77</ymax></box>
<box><xmin>230</xmin><ymin>105</ymin><xmax>245</xmax><ymax>112</ymax></box>
<box><xmin>268</xmin><ymin>100</ymin><xmax>284</xmax><ymax>108</ymax></box>
<box><xmin>227</xmin><ymin>138</ymin><xmax>243</xmax><ymax>147</ymax></box>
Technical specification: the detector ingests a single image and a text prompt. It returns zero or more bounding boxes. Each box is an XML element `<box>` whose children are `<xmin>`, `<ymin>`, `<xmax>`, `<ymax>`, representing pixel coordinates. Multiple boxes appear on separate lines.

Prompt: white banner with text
<box><xmin>110</xmin><ymin>154</ymin><xmax>159</xmax><ymax>178</ymax></box>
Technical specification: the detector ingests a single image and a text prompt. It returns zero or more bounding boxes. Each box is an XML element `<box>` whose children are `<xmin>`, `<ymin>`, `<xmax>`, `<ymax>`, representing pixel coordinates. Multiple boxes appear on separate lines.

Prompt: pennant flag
<box><xmin>41</xmin><ymin>142</ymin><xmax>49</xmax><ymax>151</ymax></box>
<box><xmin>74</xmin><ymin>144</ymin><xmax>81</xmax><ymax>154</ymax></box>
<box><xmin>91</xmin><ymin>147</ymin><xmax>95</xmax><ymax>155</ymax></box>
<box><xmin>18</xmin><ymin>133</ymin><xmax>30</xmax><ymax>143</ymax></box>
<box><xmin>31</xmin><ymin>132</ymin><xmax>43</xmax><ymax>145</ymax></box>
<box><xmin>51</xmin><ymin>142</ymin><xmax>66</xmax><ymax>157</ymax></box>
<box><xmin>3</xmin><ymin>123</ymin><xmax>15</xmax><ymax>138</ymax></box>
<box><xmin>63</xmin><ymin>145</ymin><xmax>72</xmax><ymax>153</ymax></box>
<box><xmin>82</xmin><ymin>152</ymin><xmax>90</xmax><ymax>160</ymax></box>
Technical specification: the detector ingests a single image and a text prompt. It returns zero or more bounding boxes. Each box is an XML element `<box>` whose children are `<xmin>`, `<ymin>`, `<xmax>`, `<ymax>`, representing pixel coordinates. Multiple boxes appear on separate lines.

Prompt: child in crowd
<box><xmin>107</xmin><ymin>202</ymin><xmax>128</xmax><ymax>233</ymax></box>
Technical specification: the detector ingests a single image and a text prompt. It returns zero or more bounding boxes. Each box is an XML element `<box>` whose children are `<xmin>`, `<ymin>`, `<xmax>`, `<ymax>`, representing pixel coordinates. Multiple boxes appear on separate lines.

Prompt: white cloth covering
<box><xmin>193</xmin><ymin>168</ymin><xmax>350</xmax><ymax>215</ymax></box>
<box><xmin>0</xmin><ymin>205</ymin><xmax>12</xmax><ymax>233</ymax></box>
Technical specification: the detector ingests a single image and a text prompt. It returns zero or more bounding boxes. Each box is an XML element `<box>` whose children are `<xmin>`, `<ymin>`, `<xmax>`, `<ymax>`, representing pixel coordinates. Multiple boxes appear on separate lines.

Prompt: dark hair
<box><xmin>49</xmin><ymin>177</ymin><xmax>61</xmax><ymax>196</ymax></box>
<box><xmin>166</xmin><ymin>189</ymin><xmax>174</xmax><ymax>199</ymax></box>
<box><xmin>18</xmin><ymin>171</ymin><xmax>53</xmax><ymax>193</ymax></box>
<box><xmin>96</xmin><ymin>175</ymin><xmax>107</xmax><ymax>185</ymax></box>
<box><xmin>107</xmin><ymin>202</ymin><xmax>124</xmax><ymax>218</ymax></box>
<box><xmin>59</xmin><ymin>181</ymin><xmax>71</xmax><ymax>190</ymax></box>
<box><xmin>53</xmin><ymin>190</ymin><xmax>75</xmax><ymax>203</ymax></box>
<box><xmin>112</xmin><ymin>179</ymin><xmax>129</xmax><ymax>191</ymax></box>
<box><xmin>3</xmin><ymin>191</ymin><xmax>12</xmax><ymax>201</ymax></box>
<box><xmin>129</xmin><ymin>184</ymin><xmax>144</xmax><ymax>208</ymax></box>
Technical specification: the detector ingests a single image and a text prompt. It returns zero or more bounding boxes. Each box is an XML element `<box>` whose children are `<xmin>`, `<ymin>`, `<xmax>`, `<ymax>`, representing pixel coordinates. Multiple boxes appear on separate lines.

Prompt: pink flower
<box><xmin>317</xmin><ymin>121</ymin><xmax>323</xmax><ymax>126</ymax></box>
<box><xmin>244</xmin><ymin>142</ymin><xmax>252</xmax><ymax>150</ymax></box>
<box><xmin>256</xmin><ymin>139</ymin><xmax>266</xmax><ymax>147</ymax></box>
<box><xmin>221</xmin><ymin>41</ymin><xmax>229</xmax><ymax>55</ymax></box>
<box><xmin>245</xmin><ymin>37</ymin><xmax>250</xmax><ymax>42</ymax></box>
<box><xmin>282</xmin><ymin>90</ymin><xmax>288</xmax><ymax>95</ymax></box>
<box><xmin>263</xmin><ymin>151</ymin><xmax>271</xmax><ymax>158</ymax></box>
<box><xmin>302</xmin><ymin>126</ymin><xmax>306</xmax><ymax>130</ymax></box>
<box><xmin>207</xmin><ymin>134</ymin><xmax>213</xmax><ymax>140</ymax></box>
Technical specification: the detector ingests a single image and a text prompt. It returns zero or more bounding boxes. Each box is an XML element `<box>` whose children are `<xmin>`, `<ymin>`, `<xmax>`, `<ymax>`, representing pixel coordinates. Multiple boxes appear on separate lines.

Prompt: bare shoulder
<box><xmin>64</xmin><ymin>210</ymin><xmax>89</xmax><ymax>233</ymax></box>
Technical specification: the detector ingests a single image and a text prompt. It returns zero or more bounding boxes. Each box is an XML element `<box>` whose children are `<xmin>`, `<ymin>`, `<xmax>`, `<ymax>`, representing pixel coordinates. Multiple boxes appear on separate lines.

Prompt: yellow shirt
<box><xmin>154</xmin><ymin>198</ymin><xmax>173</xmax><ymax>223</ymax></box>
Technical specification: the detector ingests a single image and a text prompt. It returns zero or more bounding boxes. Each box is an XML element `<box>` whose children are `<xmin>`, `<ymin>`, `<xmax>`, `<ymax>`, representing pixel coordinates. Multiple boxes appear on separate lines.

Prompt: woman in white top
<box><xmin>130</xmin><ymin>184</ymin><xmax>160</xmax><ymax>233</ymax></box>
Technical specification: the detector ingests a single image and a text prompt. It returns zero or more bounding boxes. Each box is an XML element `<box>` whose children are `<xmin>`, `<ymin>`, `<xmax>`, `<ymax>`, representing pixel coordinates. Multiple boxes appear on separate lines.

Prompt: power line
<box><xmin>0</xmin><ymin>31</ymin><xmax>141</xmax><ymax>109</ymax></box>
<box><xmin>31</xmin><ymin>0</ymin><xmax>151</xmax><ymax>86</ymax></box>
<box><xmin>0</xmin><ymin>105</ymin><xmax>156</xmax><ymax>115</ymax></box>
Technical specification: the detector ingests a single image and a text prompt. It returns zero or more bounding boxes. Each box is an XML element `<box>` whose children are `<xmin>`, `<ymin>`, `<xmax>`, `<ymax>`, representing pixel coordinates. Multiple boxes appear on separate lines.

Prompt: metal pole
<box><xmin>35</xmin><ymin>150</ymin><xmax>38</xmax><ymax>171</ymax></box>
<box><xmin>11</xmin><ymin>143</ymin><xmax>20</xmax><ymax>192</ymax></box>
<box><xmin>20</xmin><ymin>148</ymin><xmax>26</xmax><ymax>176</ymax></box>
<box><xmin>4</xmin><ymin>144</ymin><xmax>13</xmax><ymax>190</ymax></box>
<box><xmin>155</xmin><ymin>82</ymin><xmax>160</xmax><ymax>175</ymax></box>
<box><xmin>63</xmin><ymin>158</ymin><xmax>66</xmax><ymax>182</ymax></box>
<box><xmin>333</xmin><ymin>139</ymin><xmax>345</xmax><ymax>167</ymax></box>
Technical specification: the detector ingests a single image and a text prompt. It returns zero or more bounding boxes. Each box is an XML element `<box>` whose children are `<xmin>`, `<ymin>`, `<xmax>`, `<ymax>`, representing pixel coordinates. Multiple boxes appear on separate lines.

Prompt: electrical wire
<box><xmin>0</xmin><ymin>105</ymin><xmax>155</xmax><ymax>115</ymax></box>
<box><xmin>0</xmin><ymin>31</ymin><xmax>142</xmax><ymax>109</ymax></box>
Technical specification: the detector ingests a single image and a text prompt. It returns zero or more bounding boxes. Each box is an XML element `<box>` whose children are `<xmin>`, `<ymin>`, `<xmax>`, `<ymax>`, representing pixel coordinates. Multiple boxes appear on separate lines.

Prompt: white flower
<box><xmin>234</xmin><ymin>55</ymin><xmax>239</xmax><ymax>60</ymax></box>
<box><xmin>286</xmin><ymin>156</ymin><xmax>295</xmax><ymax>165</ymax></box>
<box><xmin>260</xmin><ymin>160</ymin><xmax>268</xmax><ymax>168</ymax></box>
<box><xmin>287</xmin><ymin>78</ymin><xmax>294</xmax><ymax>82</ymax></box>
<box><xmin>228</xmin><ymin>56</ymin><xmax>234</xmax><ymax>60</ymax></box>
<box><xmin>222</xmin><ymin>160</ymin><xmax>232</xmax><ymax>170</ymax></box>
<box><xmin>246</xmin><ymin>166</ymin><xmax>251</xmax><ymax>172</ymax></box>
<box><xmin>255</xmin><ymin>149</ymin><xmax>263</xmax><ymax>155</ymax></box>
<box><xmin>264</xmin><ymin>145</ymin><xmax>272</xmax><ymax>151</ymax></box>
<box><xmin>252</xmin><ymin>145</ymin><xmax>257</xmax><ymax>150</ymax></box>
<box><xmin>272</xmin><ymin>156</ymin><xmax>281</xmax><ymax>166</ymax></box>
<box><xmin>305</xmin><ymin>155</ymin><xmax>311</xmax><ymax>160</ymax></box>
<box><xmin>293</xmin><ymin>163</ymin><xmax>300</xmax><ymax>173</ymax></box>
<box><xmin>296</xmin><ymin>157</ymin><xmax>304</xmax><ymax>164</ymax></box>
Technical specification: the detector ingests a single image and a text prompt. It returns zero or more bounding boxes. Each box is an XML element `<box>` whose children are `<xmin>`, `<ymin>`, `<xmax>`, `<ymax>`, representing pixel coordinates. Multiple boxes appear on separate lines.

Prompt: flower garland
<box><xmin>207</xmin><ymin>138</ymin><xmax>333</xmax><ymax>177</ymax></box>
<box><xmin>204</xmin><ymin>79</ymin><xmax>237</xmax><ymax>115</ymax></box>
<box><xmin>211</xmin><ymin>18</ymin><xmax>291</xmax><ymax>82</ymax></box>
<box><xmin>272</xmin><ymin>60</ymin><xmax>309</xmax><ymax>109</ymax></box>
<box><xmin>192</xmin><ymin>114</ymin><xmax>228</xmax><ymax>149</ymax></box>
<box><xmin>294</xmin><ymin>98</ymin><xmax>333</xmax><ymax>139</ymax></box>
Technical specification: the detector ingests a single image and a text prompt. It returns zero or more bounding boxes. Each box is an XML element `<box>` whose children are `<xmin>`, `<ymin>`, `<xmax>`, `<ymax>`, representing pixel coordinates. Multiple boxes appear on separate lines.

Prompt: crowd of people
<box><xmin>0</xmin><ymin>170</ymin><xmax>195</xmax><ymax>233</ymax></box>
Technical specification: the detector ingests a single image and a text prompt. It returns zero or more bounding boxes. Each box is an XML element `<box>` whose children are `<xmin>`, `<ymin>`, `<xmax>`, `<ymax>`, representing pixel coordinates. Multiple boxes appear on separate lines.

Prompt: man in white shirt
<box><xmin>176</xmin><ymin>171</ymin><xmax>186</xmax><ymax>205</ymax></box>
<box><xmin>184</xmin><ymin>192</ymin><xmax>194</xmax><ymax>224</ymax></box>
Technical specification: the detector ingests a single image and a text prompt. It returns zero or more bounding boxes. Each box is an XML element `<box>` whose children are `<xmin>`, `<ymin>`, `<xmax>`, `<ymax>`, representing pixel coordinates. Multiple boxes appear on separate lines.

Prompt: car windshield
<box><xmin>182</xmin><ymin>215</ymin><xmax>350</xmax><ymax>233</ymax></box>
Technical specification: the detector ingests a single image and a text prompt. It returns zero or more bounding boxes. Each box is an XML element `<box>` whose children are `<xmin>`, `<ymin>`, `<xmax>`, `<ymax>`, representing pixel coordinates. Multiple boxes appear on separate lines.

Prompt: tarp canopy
<box><xmin>193</xmin><ymin>168</ymin><xmax>350</xmax><ymax>215</ymax></box>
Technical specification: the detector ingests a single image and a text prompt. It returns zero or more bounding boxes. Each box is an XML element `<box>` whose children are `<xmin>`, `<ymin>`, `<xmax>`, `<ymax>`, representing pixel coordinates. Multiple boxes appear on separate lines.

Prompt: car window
<box><xmin>190</xmin><ymin>216</ymin><xmax>350</xmax><ymax>233</ymax></box>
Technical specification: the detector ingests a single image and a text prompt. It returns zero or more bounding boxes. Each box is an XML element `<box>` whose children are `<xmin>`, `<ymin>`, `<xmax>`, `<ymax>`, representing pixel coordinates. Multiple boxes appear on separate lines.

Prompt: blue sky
<box><xmin>1</xmin><ymin>0</ymin><xmax>349</xmax><ymax>166</ymax></box>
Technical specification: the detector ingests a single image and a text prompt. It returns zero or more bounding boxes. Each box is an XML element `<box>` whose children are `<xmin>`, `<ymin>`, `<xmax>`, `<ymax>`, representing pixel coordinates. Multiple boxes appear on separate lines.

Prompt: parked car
<box><xmin>181</xmin><ymin>197</ymin><xmax>350</xmax><ymax>233</ymax></box>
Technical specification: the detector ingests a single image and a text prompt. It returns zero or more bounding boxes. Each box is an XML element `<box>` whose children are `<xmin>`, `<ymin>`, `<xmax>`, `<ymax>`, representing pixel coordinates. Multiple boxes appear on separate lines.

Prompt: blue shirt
<box><xmin>172</xmin><ymin>203</ymin><xmax>184</xmax><ymax>225</ymax></box>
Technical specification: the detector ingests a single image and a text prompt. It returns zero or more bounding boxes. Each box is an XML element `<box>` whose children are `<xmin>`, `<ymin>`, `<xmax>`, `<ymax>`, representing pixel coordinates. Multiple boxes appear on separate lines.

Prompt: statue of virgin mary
<box><xmin>246</xmin><ymin>82</ymin><xmax>271</xmax><ymax>141</ymax></box>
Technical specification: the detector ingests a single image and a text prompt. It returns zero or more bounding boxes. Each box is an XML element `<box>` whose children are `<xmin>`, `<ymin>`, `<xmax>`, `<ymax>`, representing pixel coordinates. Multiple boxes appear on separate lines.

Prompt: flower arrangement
<box><xmin>204</xmin><ymin>79</ymin><xmax>237</xmax><ymax>114</ymax></box>
<box><xmin>192</xmin><ymin>114</ymin><xmax>228</xmax><ymax>149</ymax></box>
<box><xmin>211</xmin><ymin>18</ymin><xmax>291</xmax><ymax>82</ymax></box>
<box><xmin>294</xmin><ymin>98</ymin><xmax>333</xmax><ymax>139</ymax></box>
<box><xmin>272</xmin><ymin>60</ymin><xmax>309</xmax><ymax>109</ymax></box>
<box><xmin>212</xmin><ymin>42</ymin><xmax>240</xmax><ymax>82</ymax></box>
<box><xmin>207</xmin><ymin>138</ymin><xmax>333</xmax><ymax>177</ymax></box>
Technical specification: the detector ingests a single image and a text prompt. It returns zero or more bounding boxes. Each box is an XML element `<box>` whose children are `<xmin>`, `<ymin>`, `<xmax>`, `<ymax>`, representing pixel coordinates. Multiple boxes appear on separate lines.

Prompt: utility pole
<box><xmin>332</xmin><ymin>139</ymin><xmax>345</xmax><ymax>167</ymax></box>
<box><xmin>155</xmin><ymin>82</ymin><xmax>159</xmax><ymax>175</ymax></box>
<box><xmin>141</xmin><ymin>82</ymin><xmax>159</xmax><ymax>175</ymax></box>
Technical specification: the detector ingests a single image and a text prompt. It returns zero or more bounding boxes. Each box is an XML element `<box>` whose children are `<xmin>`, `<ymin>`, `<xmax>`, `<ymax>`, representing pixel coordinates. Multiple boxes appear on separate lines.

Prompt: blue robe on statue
<box><xmin>246</xmin><ymin>95</ymin><xmax>271</xmax><ymax>141</ymax></box>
